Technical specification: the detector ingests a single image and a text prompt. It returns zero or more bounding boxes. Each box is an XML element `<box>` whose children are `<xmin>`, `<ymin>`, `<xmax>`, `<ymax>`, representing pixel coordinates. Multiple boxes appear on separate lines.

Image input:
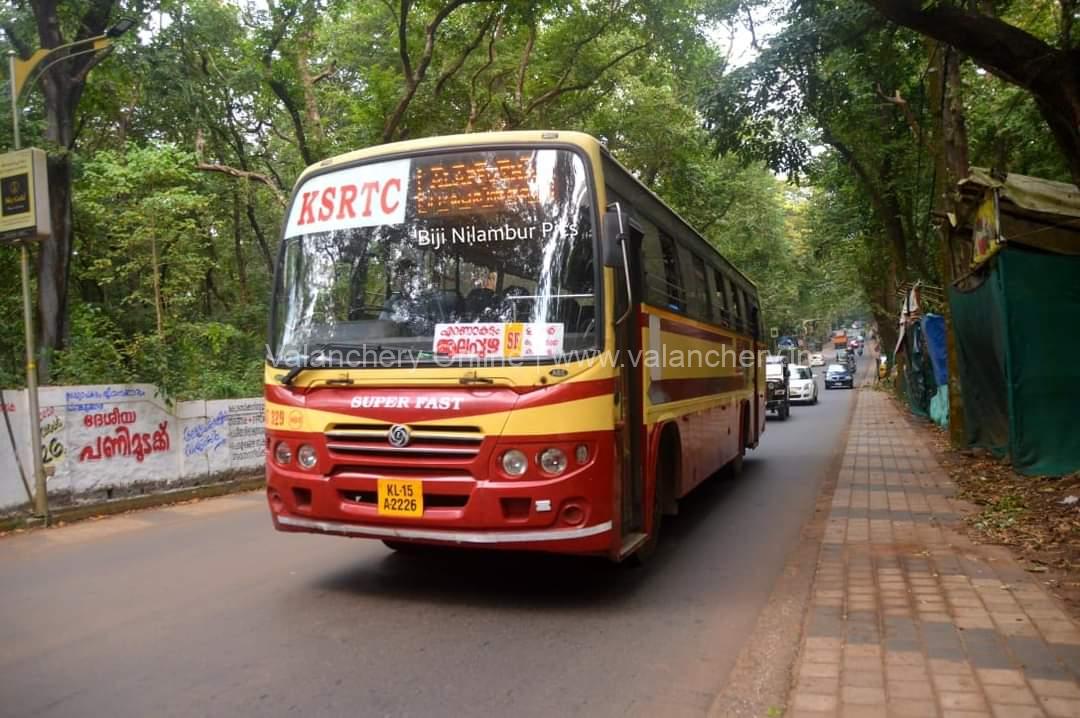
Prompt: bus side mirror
<box><xmin>602</xmin><ymin>205</ymin><xmax>627</xmax><ymax>268</ymax></box>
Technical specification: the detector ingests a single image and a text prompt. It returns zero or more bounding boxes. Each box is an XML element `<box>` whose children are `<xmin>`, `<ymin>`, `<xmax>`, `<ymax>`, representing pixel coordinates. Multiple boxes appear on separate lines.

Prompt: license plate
<box><xmin>377</xmin><ymin>479</ymin><xmax>423</xmax><ymax>517</ymax></box>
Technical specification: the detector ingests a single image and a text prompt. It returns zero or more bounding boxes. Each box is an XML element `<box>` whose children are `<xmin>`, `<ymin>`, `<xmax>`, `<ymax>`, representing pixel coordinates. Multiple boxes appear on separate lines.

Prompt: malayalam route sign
<box><xmin>0</xmin><ymin>148</ymin><xmax>51</xmax><ymax>244</ymax></box>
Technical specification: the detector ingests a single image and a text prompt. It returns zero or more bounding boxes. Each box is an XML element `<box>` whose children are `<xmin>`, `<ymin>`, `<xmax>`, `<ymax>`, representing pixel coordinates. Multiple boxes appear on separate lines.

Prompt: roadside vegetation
<box><xmin>0</xmin><ymin>0</ymin><xmax>1073</xmax><ymax>401</ymax></box>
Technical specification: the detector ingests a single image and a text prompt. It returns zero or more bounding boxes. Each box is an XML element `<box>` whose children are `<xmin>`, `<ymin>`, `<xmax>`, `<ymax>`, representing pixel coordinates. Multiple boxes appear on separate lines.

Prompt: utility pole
<box><xmin>8</xmin><ymin>51</ymin><xmax>47</xmax><ymax>521</ymax></box>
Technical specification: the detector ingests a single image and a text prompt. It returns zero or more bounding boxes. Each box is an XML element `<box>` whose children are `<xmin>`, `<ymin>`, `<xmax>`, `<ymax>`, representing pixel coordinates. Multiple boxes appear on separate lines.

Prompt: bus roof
<box><xmin>597</xmin><ymin>145</ymin><xmax>758</xmax><ymax>291</ymax></box>
<box><xmin>295</xmin><ymin>130</ymin><xmax>603</xmax><ymax>183</ymax></box>
<box><xmin>295</xmin><ymin>130</ymin><xmax>756</xmax><ymax>290</ymax></box>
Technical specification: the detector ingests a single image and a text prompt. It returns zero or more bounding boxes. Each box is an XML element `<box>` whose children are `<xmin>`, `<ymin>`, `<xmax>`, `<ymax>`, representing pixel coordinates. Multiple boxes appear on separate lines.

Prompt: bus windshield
<box><xmin>272</xmin><ymin>148</ymin><xmax>596</xmax><ymax>366</ymax></box>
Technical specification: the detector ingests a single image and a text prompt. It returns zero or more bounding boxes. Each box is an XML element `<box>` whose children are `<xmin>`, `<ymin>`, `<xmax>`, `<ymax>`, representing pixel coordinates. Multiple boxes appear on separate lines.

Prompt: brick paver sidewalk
<box><xmin>788</xmin><ymin>387</ymin><xmax>1080</xmax><ymax>718</ymax></box>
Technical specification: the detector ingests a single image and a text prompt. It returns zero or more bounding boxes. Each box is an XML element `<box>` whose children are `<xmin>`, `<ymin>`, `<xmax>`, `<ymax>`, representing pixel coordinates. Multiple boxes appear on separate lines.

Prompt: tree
<box><xmin>2</xmin><ymin>0</ymin><xmax>141</xmax><ymax>379</ymax></box>
<box><xmin>860</xmin><ymin>0</ymin><xmax>1080</xmax><ymax>185</ymax></box>
<box><xmin>703</xmin><ymin>0</ymin><xmax>937</xmax><ymax>352</ymax></box>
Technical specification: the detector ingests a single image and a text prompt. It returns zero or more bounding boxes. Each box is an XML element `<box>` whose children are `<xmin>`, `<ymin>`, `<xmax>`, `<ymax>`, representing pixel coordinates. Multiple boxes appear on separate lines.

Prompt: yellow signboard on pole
<box><xmin>0</xmin><ymin>148</ymin><xmax>51</xmax><ymax>243</ymax></box>
<box><xmin>971</xmin><ymin>189</ymin><xmax>1002</xmax><ymax>267</ymax></box>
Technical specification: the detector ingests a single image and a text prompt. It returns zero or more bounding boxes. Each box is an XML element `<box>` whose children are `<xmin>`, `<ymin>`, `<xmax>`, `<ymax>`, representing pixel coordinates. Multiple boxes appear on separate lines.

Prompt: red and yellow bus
<box><xmin>265</xmin><ymin>131</ymin><xmax>766</xmax><ymax>561</ymax></box>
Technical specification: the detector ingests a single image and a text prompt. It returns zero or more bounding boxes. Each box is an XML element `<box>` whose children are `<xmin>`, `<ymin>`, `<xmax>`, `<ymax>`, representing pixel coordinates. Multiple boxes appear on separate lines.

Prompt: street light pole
<box><xmin>8</xmin><ymin>50</ymin><xmax>47</xmax><ymax>520</ymax></box>
<box><xmin>7</xmin><ymin>19</ymin><xmax>136</xmax><ymax>522</ymax></box>
<box><xmin>8</xmin><ymin>53</ymin><xmax>19</xmax><ymax>149</ymax></box>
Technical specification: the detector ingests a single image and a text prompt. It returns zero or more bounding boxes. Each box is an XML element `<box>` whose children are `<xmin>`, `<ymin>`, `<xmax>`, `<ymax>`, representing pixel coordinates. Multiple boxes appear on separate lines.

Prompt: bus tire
<box><xmin>729</xmin><ymin>407</ymin><xmax>747</xmax><ymax>477</ymax></box>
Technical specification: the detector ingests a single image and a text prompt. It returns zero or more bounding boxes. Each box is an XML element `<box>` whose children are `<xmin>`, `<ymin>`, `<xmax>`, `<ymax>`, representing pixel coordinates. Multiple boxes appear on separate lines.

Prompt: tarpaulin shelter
<box><xmin>894</xmin><ymin>284</ymin><xmax>949</xmax><ymax>425</ymax></box>
<box><xmin>949</xmin><ymin>169</ymin><xmax>1080</xmax><ymax>476</ymax></box>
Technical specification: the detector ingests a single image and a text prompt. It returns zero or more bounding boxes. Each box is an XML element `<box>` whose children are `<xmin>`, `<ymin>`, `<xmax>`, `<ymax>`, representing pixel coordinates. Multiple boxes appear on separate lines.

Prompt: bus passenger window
<box><xmin>735</xmin><ymin>290</ymin><xmax>748</xmax><ymax>332</ymax></box>
<box><xmin>712</xmin><ymin>269</ymin><xmax>729</xmax><ymax>326</ymax></box>
<box><xmin>688</xmin><ymin>253</ymin><xmax>710</xmax><ymax>320</ymax></box>
<box><xmin>658</xmin><ymin>234</ymin><xmax>685</xmax><ymax>312</ymax></box>
<box><xmin>725</xmin><ymin>277</ymin><xmax>740</xmax><ymax>328</ymax></box>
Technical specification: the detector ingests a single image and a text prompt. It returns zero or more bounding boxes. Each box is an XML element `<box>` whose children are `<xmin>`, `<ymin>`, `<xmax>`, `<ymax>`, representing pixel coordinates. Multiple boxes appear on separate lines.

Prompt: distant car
<box><xmin>777</xmin><ymin>336</ymin><xmax>797</xmax><ymax>351</ymax></box>
<box><xmin>788</xmin><ymin>364</ymin><xmax>818</xmax><ymax>404</ymax></box>
<box><xmin>809</xmin><ymin>352</ymin><xmax>825</xmax><ymax>367</ymax></box>
<box><xmin>825</xmin><ymin>363</ymin><xmax>854</xmax><ymax>389</ymax></box>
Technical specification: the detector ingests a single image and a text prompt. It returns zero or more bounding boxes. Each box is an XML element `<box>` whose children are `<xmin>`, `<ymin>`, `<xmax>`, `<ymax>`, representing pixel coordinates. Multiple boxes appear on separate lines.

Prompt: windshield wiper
<box><xmin>279</xmin><ymin>343</ymin><xmax>350</xmax><ymax>385</ymax></box>
<box><xmin>280</xmin><ymin>343</ymin><xmax>427</xmax><ymax>384</ymax></box>
<box><xmin>459</xmin><ymin>371</ymin><xmax>494</xmax><ymax>385</ymax></box>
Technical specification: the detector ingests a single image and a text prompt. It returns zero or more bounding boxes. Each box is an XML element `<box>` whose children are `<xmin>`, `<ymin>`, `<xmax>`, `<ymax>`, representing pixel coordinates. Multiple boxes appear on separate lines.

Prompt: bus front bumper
<box><xmin>264</xmin><ymin>430</ymin><xmax>617</xmax><ymax>555</ymax></box>
<box><xmin>273</xmin><ymin>514</ymin><xmax>613</xmax><ymax>545</ymax></box>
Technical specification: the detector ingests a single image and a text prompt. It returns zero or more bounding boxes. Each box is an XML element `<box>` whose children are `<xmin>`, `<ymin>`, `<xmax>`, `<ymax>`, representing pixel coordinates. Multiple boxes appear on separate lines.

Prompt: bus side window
<box><xmin>749</xmin><ymin>300</ymin><xmax>761</xmax><ymax>339</ymax></box>
<box><xmin>642</xmin><ymin>228</ymin><xmax>667</xmax><ymax>308</ymax></box>
<box><xmin>683</xmin><ymin>250</ymin><xmax>710</xmax><ymax>320</ymax></box>
<box><xmin>712</xmin><ymin>269</ymin><xmax>730</xmax><ymax>327</ymax></box>
<box><xmin>726</xmin><ymin>277</ymin><xmax>741</xmax><ymax>330</ymax></box>
<box><xmin>736</xmin><ymin>290</ymin><xmax>749</xmax><ymax>333</ymax></box>
<box><xmin>658</xmin><ymin>234</ymin><xmax>685</xmax><ymax>312</ymax></box>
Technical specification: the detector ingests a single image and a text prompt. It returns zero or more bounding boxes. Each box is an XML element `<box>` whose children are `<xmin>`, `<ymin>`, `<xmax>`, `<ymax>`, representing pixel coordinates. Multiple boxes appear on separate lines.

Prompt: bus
<box><xmin>265</xmin><ymin>131</ymin><xmax>766</xmax><ymax>561</ymax></box>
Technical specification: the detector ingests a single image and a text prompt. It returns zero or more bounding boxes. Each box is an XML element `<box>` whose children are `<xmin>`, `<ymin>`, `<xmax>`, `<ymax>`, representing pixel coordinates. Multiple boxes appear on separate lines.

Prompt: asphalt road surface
<box><xmin>0</xmin><ymin>362</ymin><xmax>863</xmax><ymax>718</ymax></box>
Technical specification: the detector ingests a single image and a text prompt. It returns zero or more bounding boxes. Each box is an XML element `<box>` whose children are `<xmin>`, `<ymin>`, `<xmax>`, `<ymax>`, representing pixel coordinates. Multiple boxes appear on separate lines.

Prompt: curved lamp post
<box><xmin>6</xmin><ymin>17</ymin><xmax>136</xmax><ymax>521</ymax></box>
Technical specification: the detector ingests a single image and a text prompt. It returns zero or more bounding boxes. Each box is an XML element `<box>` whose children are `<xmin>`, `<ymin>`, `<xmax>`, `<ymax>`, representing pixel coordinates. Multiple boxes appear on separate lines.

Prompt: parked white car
<box><xmin>788</xmin><ymin>364</ymin><xmax>818</xmax><ymax>404</ymax></box>
<box><xmin>809</xmin><ymin>352</ymin><xmax>825</xmax><ymax>367</ymax></box>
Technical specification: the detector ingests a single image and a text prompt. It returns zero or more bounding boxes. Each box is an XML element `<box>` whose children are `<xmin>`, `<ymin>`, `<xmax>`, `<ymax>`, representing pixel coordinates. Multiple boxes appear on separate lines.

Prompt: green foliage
<box><xmin>49</xmin><ymin>305</ymin><xmax>130</xmax><ymax>386</ymax></box>
<box><xmin>0</xmin><ymin>0</ymin><xmax>879</xmax><ymax>395</ymax></box>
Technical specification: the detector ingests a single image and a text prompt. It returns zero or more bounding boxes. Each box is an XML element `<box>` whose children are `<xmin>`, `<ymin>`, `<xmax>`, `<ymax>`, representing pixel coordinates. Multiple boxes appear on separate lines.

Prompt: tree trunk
<box><xmin>929</xmin><ymin>45</ymin><xmax>971</xmax><ymax>448</ymax></box>
<box><xmin>23</xmin><ymin>0</ymin><xmax>118</xmax><ymax>380</ymax></box>
<box><xmin>233</xmin><ymin>190</ymin><xmax>248</xmax><ymax>302</ymax></box>
<box><xmin>36</xmin><ymin>153</ymin><xmax>73</xmax><ymax>380</ymax></box>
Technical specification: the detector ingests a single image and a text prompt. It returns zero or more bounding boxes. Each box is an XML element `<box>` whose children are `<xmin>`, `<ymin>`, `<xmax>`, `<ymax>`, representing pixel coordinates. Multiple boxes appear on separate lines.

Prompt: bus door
<box><xmin>607</xmin><ymin>204</ymin><xmax>646</xmax><ymax>541</ymax></box>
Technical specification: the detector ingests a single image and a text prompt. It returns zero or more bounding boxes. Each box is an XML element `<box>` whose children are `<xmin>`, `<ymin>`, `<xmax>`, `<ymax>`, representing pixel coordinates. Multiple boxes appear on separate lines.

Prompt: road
<box><xmin>0</xmin><ymin>363</ymin><xmax>862</xmax><ymax>718</ymax></box>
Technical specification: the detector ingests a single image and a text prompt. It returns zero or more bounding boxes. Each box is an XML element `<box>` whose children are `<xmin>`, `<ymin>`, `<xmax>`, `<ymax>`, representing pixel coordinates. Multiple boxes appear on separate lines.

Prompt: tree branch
<box><xmin>268</xmin><ymin>77</ymin><xmax>315</xmax><ymax>165</ymax></box>
<box><xmin>744</xmin><ymin>6</ymin><xmax>760</xmax><ymax>51</ymax></box>
<box><xmin>383</xmin><ymin>0</ymin><xmax>493</xmax><ymax>142</ymax></box>
<box><xmin>397</xmin><ymin>0</ymin><xmax>414</xmax><ymax>82</ymax></box>
<box><xmin>862</xmin><ymin>0</ymin><xmax>1059</xmax><ymax>89</ymax></box>
<box><xmin>521</xmin><ymin>43</ymin><xmax>648</xmax><ymax>118</ymax></box>
<box><xmin>434</xmin><ymin>8</ymin><xmax>496</xmax><ymax>97</ymax></box>
<box><xmin>515</xmin><ymin>24</ymin><xmax>536</xmax><ymax>110</ymax></box>
<box><xmin>312</xmin><ymin>62</ymin><xmax>337</xmax><ymax>84</ymax></box>
<box><xmin>195</xmin><ymin>163</ymin><xmax>286</xmax><ymax>207</ymax></box>
<box><xmin>861</xmin><ymin>0</ymin><xmax>1080</xmax><ymax>184</ymax></box>
<box><xmin>876</xmin><ymin>84</ymin><xmax>921</xmax><ymax>140</ymax></box>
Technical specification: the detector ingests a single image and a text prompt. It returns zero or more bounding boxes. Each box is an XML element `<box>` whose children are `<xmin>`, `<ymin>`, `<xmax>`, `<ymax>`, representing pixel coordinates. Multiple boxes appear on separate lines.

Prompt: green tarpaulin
<box><xmin>950</xmin><ymin>245</ymin><xmax>1080</xmax><ymax>475</ymax></box>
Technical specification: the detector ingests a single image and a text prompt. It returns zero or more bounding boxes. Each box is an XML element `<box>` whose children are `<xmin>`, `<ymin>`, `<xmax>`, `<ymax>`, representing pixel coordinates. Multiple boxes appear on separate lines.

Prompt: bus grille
<box><xmin>325</xmin><ymin>423</ymin><xmax>484</xmax><ymax>463</ymax></box>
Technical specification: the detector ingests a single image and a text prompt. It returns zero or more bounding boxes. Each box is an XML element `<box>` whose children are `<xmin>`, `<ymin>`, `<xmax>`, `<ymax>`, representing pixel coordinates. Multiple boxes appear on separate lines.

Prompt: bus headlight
<box><xmin>297</xmin><ymin>444</ymin><xmax>318</xmax><ymax>469</ymax></box>
<box><xmin>501</xmin><ymin>449</ymin><xmax>528</xmax><ymax>477</ymax></box>
<box><xmin>539</xmin><ymin>448</ymin><xmax>568</xmax><ymax>475</ymax></box>
<box><xmin>274</xmin><ymin>441</ymin><xmax>292</xmax><ymax>465</ymax></box>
